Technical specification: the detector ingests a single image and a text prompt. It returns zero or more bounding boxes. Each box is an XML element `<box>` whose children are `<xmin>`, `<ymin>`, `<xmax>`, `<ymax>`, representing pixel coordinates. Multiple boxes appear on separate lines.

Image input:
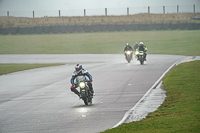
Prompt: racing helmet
<box><xmin>135</xmin><ymin>42</ymin><xmax>138</xmax><ymax>45</ymax></box>
<box><xmin>75</xmin><ymin>64</ymin><xmax>82</xmax><ymax>72</ymax></box>
<box><xmin>139</xmin><ymin>42</ymin><xmax>144</xmax><ymax>46</ymax></box>
<box><xmin>126</xmin><ymin>43</ymin><xmax>129</xmax><ymax>46</ymax></box>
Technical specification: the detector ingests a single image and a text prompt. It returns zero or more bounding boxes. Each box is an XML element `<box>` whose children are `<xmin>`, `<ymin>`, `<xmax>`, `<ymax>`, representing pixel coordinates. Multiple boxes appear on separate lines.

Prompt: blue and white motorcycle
<box><xmin>75</xmin><ymin>77</ymin><xmax>93</xmax><ymax>105</ymax></box>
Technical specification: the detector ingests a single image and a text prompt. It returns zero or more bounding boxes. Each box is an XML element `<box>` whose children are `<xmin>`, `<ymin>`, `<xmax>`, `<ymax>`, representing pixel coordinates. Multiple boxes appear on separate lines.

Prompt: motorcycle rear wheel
<box><xmin>83</xmin><ymin>98</ymin><xmax>89</xmax><ymax>105</ymax></box>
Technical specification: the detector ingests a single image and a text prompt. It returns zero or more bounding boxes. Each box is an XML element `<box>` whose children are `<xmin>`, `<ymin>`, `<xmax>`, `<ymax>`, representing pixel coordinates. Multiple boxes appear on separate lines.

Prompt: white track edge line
<box><xmin>112</xmin><ymin>61</ymin><xmax>179</xmax><ymax>128</ymax></box>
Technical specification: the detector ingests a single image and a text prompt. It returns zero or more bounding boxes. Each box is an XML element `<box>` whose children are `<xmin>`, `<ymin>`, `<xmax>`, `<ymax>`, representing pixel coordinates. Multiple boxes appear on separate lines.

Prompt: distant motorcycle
<box><xmin>124</xmin><ymin>51</ymin><xmax>133</xmax><ymax>63</ymax></box>
<box><xmin>135</xmin><ymin>51</ymin><xmax>145</xmax><ymax>65</ymax></box>
<box><xmin>75</xmin><ymin>77</ymin><xmax>93</xmax><ymax>105</ymax></box>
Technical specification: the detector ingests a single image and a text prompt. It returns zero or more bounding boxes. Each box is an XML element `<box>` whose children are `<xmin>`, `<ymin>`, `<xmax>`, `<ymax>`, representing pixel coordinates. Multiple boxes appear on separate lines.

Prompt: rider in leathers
<box><xmin>124</xmin><ymin>43</ymin><xmax>133</xmax><ymax>59</ymax></box>
<box><xmin>136</xmin><ymin>42</ymin><xmax>147</xmax><ymax>61</ymax></box>
<box><xmin>70</xmin><ymin>64</ymin><xmax>94</xmax><ymax>98</ymax></box>
<box><xmin>134</xmin><ymin>42</ymin><xmax>139</xmax><ymax>51</ymax></box>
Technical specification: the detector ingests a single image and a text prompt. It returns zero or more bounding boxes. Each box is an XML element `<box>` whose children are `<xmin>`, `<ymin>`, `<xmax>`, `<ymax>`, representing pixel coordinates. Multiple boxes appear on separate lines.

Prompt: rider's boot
<box><xmin>90</xmin><ymin>87</ymin><xmax>95</xmax><ymax>97</ymax></box>
<box><xmin>75</xmin><ymin>92</ymin><xmax>81</xmax><ymax>99</ymax></box>
<box><xmin>144</xmin><ymin>54</ymin><xmax>147</xmax><ymax>61</ymax></box>
<box><xmin>73</xmin><ymin>90</ymin><xmax>81</xmax><ymax>99</ymax></box>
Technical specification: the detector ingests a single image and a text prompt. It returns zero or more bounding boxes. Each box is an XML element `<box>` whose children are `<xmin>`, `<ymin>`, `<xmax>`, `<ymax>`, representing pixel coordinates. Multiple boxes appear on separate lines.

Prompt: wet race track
<box><xmin>0</xmin><ymin>54</ymin><xmax>185</xmax><ymax>133</ymax></box>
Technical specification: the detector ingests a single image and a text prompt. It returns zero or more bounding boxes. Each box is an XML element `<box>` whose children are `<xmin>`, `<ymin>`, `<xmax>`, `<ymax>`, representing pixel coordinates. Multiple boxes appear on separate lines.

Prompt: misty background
<box><xmin>0</xmin><ymin>0</ymin><xmax>200</xmax><ymax>17</ymax></box>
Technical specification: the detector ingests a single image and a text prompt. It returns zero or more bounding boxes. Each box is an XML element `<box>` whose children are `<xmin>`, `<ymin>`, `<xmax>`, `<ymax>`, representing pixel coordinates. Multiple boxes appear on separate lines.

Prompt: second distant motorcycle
<box><xmin>124</xmin><ymin>43</ymin><xmax>133</xmax><ymax>63</ymax></box>
<box><xmin>124</xmin><ymin>50</ymin><xmax>133</xmax><ymax>63</ymax></box>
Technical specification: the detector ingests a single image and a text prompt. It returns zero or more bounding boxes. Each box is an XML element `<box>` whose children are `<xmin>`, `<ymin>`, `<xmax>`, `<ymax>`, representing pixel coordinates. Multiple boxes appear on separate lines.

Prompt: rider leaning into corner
<box><xmin>136</xmin><ymin>42</ymin><xmax>148</xmax><ymax>61</ymax></box>
<box><xmin>70</xmin><ymin>64</ymin><xmax>94</xmax><ymax>98</ymax></box>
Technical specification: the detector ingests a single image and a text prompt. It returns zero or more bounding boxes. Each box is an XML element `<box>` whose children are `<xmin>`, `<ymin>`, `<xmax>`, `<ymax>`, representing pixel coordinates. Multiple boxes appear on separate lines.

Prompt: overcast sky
<box><xmin>0</xmin><ymin>0</ymin><xmax>199</xmax><ymax>11</ymax></box>
<box><xmin>0</xmin><ymin>0</ymin><xmax>199</xmax><ymax>17</ymax></box>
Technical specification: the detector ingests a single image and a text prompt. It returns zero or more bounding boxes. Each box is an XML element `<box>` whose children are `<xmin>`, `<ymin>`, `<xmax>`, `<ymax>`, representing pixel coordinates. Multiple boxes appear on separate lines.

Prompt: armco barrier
<box><xmin>0</xmin><ymin>23</ymin><xmax>200</xmax><ymax>35</ymax></box>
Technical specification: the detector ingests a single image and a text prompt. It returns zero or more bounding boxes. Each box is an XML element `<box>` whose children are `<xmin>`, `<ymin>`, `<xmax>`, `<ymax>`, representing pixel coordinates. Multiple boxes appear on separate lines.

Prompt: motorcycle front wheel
<box><xmin>140</xmin><ymin>59</ymin><xmax>144</xmax><ymax>65</ymax></box>
<box><xmin>81</xmin><ymin>91</ymin><xmax>89</xmax><ymax>105</ymax></box>
<box><xmin>126</xmin><ymin>56</ymin><xmax>131</xmax><ymax>63</ymax></box>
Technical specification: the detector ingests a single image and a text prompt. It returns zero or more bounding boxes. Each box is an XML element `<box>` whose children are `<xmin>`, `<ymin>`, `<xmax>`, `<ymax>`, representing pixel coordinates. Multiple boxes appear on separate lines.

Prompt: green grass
<box><xmin>0</xmin><ymin>64</ymin><xmax>64</xmax><ymax>75</ymax></box>
<box><xmin>102</xmin><ymin>60</ymin><xmax>200</xmax><ymax>133</ymax></box>
<box><xmin>0</xmin><ymin>30</ymin><xmax>200</xmax><ymax>55</ymax></box>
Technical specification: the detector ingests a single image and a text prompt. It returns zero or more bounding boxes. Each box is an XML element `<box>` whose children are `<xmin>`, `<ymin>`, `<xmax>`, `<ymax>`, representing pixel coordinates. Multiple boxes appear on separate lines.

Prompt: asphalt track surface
<box><xmin>0</xmin><ymin>54</ymin><xmax>185</xmax><ymax>133</ymax></box>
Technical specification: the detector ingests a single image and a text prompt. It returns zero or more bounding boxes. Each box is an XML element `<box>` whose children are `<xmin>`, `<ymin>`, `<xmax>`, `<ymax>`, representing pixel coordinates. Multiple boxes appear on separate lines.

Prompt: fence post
<box><xmin>105</xmin><ymin>8</ymin><xmax>107</xmax><ymax>16</ymax></box>
<box><xmin>127</xmin><ymin>7</ymin><xmax>129</xmax><ymax>15</ymax></box>
<box><xmin>59</xmin><ymin>10</ymin><xmax>60</xmax><ymax>17</ymax></box>
<box><xmin>84</xmin><ymin>9</ymin><xmax>86</xmax><ymax>16</ymax></box>
<box><xmin>33</xmin><ymin>11</ymin><xmax>34</xmax><ymax>18</ymax></box>
<box><xmin>163</xmin><ymin>6</ymin><xmax>165</xmax><ymax>14</ymax></box>
<box><xmin>193</xmin><ymin>4</ymin><xmax>195</xmax><ymax>14</ymax></box>
<box><xmin>7</xmin><ymin>11</ymin><xmax>9</xmax><ymax>17</ymax></box>
<box><xmin>148</xmin><ymin>6</ymin><xmax>150</xmax><ymax>14</ymax></box>
<box><xmin>177</xmin><ymin>5</ymin><xmax>179</xmax><ymax>13</ymax></box>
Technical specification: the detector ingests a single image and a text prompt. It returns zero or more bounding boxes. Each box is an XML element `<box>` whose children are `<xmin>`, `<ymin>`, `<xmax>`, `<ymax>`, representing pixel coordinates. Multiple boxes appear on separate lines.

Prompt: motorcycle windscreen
<box><xmin>76</xmin><ymin>76</ymin><xmax>88</xmax><ymax>82</ymax></box>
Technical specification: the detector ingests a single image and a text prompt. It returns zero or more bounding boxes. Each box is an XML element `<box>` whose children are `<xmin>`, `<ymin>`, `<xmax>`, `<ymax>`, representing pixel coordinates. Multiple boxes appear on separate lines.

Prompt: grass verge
<box><xmin>0</xmin><ymin>63</ymin><xmax>64</xmax><ymax>75</ymax></box>
<box><xmin>102</xmin><ymin>60</ymin><xmax>200</xmax><ymax>133</ymax></box>
<box><xmin>0</xmin><ymin>30</ymin><xmax>200</xmax><ymax>56</ymax></box>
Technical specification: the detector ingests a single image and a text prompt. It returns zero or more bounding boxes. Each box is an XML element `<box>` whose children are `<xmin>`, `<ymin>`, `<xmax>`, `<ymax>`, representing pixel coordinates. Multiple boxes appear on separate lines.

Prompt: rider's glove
<box><xmin>89</xmin><ymin>79</ymin><xmax>93</xmax><ymax>82</ymax></box>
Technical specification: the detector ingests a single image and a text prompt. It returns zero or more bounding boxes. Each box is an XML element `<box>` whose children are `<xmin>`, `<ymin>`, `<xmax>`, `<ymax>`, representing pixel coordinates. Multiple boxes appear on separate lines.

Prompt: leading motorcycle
<box><xmin>75</xmin><ymin>77</ymin><xmax>93</xmax><ymax>105</ymax></box>
<box><xmin>124</xmin><ymin>50</ymin><xmax>133</xmax><ymax>63</ymax></box>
